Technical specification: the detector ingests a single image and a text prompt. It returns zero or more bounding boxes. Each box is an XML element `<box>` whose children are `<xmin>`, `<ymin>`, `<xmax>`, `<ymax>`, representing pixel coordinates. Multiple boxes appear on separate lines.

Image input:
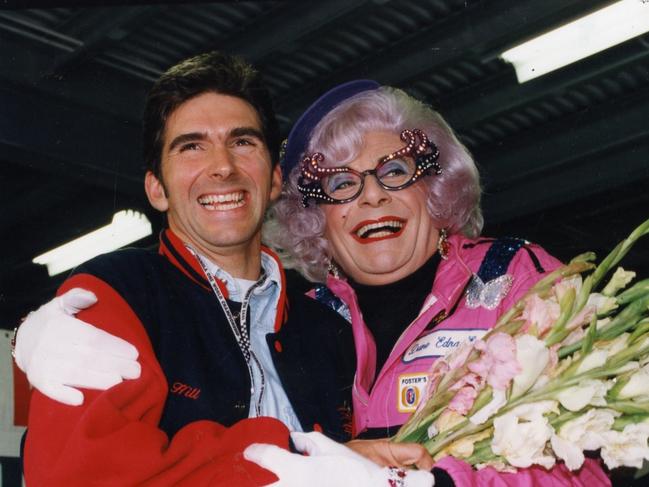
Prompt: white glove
<box><xmin>14</xmin><ymin>288</ymin><xmax>141</xmax><ymax>406</ymax></box>
<box><xmin>244</xmin><ymin>431</ymin><xmax>435</xmax><ymax>487</ymax></box>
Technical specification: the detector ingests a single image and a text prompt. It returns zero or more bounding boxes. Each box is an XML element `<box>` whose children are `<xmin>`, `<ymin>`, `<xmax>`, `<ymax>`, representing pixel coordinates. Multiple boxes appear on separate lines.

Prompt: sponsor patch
<box><xmin>402</xmin><ymin>329</ymin><xmax>487</xmax><ymax>363</ymax></box>
<box><xmin>397</xmin><ymin>373</ymin><xmax>428</xmax><ymax>413</ymax></box>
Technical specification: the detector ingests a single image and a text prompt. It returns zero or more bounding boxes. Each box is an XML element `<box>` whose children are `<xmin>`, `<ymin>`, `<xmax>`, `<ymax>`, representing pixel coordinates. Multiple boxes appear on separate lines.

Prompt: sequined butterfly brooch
<box><xmin>465</xmin><ymin>274</ymin><xmax>513</xmax><ymax>310</ymax></box>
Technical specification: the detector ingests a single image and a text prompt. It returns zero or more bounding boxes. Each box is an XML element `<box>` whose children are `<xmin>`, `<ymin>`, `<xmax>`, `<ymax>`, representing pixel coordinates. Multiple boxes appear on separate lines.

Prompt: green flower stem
<box><xmin>606</xmin><ymin>401</ymin><xmax>649</xmax><ymax>415</ymax></box>
<box><xmin>465</xmin><ymin>439</ymin><xmax>498</xmax><ymax>465</ymax></box>
<box><xmin>394</xmin><ymin>406</ymin><xmax>447</xmax><ymax>443</ymax></box>
<box><xmin>617</xmin><ymin>279</ymin><xmax>649</xmax><ymax>305</ymax></box>
<box><xmin>607</xmin><ymin>369</ymin><xmax>638</xmax><ymax>400</ymax></box>
<box><xmin>612</xmin><ymin>413</ymin><xmax>649</xmax><ymax>430</ymax></box>
<box><xmin>554</xmin><ymin>219</ymin><xmax>649</xmax><ymax>353</ymax></box>
<box><xmin>580</xmin><ymin>314</ymin><xmax>598</xmax><ymax>356</ymax></box>
<box><xmin>598</xmin><ymin>295</ymin><xmax>649</xmax><ymax>341</ymax></box>
<box><xmin>558</xmin><ymin>294</ymin><xmax>649</xmax><ymax>358</ymax></box>
<box><xmin>628</xmin><ymin>318</ymin><xmax>649</xmax><ymax>344</ymax></box>
<box><xmin>488</xmin><ymin>261</ymin><xmax>595</xmax><ymax>336</ymax></box>
<box><xmin>545</xmin><ymin>288</ymin><xmax>577</xmax><ymax>346</ymax></box>
<box><xmin>589</xmin><ymin>218</ymin><xmax>649</xmax><ymax>291</ymax></box>
<box><xmin>549</xmin><ymin>410</ymin><xmax>582</xmax><ymax>430</ymax></box>
<box><xmin>468</xmin><ymin>387</ymin><xmax>494</xmax><ymax>417</ymax></box>
<box><xmin>423</xmin><ymin>418</ymin><xmax>476</xmax><ymax>454</ymax></box>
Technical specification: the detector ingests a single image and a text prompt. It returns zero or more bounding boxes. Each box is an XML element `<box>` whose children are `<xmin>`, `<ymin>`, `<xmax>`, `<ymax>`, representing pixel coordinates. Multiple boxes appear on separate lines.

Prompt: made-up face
<box><xmin>322</xmin><ymin>131</ymin><xmax>440</xmax><ymax>285</ymax></box>
<box><xmin>145</xmin><ymin>92</ymin><xmax>282</xmax><ymax>266</ymax></box>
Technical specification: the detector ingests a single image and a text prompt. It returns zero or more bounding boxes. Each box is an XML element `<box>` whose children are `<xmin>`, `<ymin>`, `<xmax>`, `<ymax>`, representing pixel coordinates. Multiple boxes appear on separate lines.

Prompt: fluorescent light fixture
<box><xmin>33</xmin><ymin>210</ymin><xmax>152</xmax><ymax>276</ymax></box>
<box><xmin>501</xmin><ymin>0</ymin><xmax>649</xmax><ymax>83</ymax></box>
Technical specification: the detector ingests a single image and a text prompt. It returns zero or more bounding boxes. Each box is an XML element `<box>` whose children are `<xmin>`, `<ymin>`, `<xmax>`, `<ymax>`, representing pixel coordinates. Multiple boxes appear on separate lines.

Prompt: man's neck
<box><xmin>202</xmin><ymin>248</ymin><xmax>262</xmax><ymax>281</ymax></box>
<box><xmin>172</xmin><ymin>231</ymin><xmax>263</xmax><ymax>280</ymax></box>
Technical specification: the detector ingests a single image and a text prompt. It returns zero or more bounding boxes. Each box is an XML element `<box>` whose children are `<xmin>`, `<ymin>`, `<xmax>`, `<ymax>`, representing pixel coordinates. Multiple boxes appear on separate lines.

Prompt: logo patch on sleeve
<box><xmin>402</xmin><ymin>329</ymin><xmax>487</xmax><ymax>363</ymax></box>
<box><xmin>397</xmin><ymin>373</ymin><xmax>428</xmax><ymax>413</ymax></box>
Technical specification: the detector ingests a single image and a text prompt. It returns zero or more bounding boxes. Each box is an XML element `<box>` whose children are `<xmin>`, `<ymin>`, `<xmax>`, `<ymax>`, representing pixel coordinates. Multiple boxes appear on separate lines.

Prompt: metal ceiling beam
<box><xmin>441</xmin><ymin>36</ymin><xmax>649</xmax><ymax>130</ymax></box>
<box><xmin>275</xmin><ymin>0</ymin><xmax>612</xmax><ymax>121</ymax></box>
<box><xmin>0</xmin><ymin>33</ymin><xmax>150</xmax><ymax>120</ymax></box>
<box><xmin>483</xmin><ymin>138</ymin><xmax>649</xmax><ymax>223</ymax></box>
<box><xmin>0</xmin><ymin>11</ymin><xmax>80</xmax><ymax>52</ymax></box>
<box><xmin>479</xmin><ymin>90</ymin><xmax>649</xmax><ymax>222</ymax></box>
<box><xmin>42</xmin><ymin>6</ymin><xmax>157</xmax><ymax>76</ymax></box>
<box><xmin>221</xmin><ymin>0</ymin><xmax>372</xmax><ymax>62</ymax></box>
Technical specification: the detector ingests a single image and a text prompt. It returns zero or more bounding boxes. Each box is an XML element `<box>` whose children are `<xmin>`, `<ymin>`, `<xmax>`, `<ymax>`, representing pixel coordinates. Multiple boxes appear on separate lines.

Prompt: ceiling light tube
<box><xmin>33</xmin><ymin>210</ymin><xmax>152</xmax><ymax>276</ymax></box>
<box><xmin>501</xmin><ymin>0</ymin><xmax>649</xmax><ymax>83</ymax></box>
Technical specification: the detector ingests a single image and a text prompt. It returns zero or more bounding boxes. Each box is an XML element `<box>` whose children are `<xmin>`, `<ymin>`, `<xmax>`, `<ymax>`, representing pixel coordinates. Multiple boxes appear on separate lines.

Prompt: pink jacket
<box><xmin>324</xmin><ymin>234</ymin><xmax>610</xmax><ymax>487</ymax></box>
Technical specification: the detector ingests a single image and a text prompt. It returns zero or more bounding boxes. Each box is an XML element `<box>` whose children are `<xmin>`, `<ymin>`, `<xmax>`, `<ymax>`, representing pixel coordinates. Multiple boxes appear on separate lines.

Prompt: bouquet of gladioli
<box><xmin>395</xmin><ymin>218</ymin><xmax>649</xmax><ymax>472</ymax></box>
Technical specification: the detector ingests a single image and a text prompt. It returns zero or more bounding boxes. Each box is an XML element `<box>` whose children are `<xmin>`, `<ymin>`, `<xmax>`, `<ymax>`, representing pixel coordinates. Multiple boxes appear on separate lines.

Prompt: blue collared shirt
<box><xmin>198</xmin><ymin>251</ymin><xmax>303</xmax><ymax>432</ymax></box>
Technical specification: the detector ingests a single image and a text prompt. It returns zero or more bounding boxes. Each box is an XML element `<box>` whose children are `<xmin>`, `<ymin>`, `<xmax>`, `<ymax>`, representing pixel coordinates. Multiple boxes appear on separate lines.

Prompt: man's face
<box><xmin>145</xmin><ymin>92</ymin><xmax>282</xmax><ymax>263</ymax></box>
<box><xmin>322</xmin><ymin>130</ymin><xmax>439</xmax><ymax>285</ymax></box>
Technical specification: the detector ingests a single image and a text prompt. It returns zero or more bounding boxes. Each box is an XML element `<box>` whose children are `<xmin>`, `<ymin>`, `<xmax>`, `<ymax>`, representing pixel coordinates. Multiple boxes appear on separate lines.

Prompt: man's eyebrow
<box><xmin>167</xmin><ymin>132</ymin><xmax>208</xmax><ymax>153</ymax></box>
<box><xmin>230</xmin><ymin>126</ymin><xmax>265</xmax><ymax>141</ymax></box>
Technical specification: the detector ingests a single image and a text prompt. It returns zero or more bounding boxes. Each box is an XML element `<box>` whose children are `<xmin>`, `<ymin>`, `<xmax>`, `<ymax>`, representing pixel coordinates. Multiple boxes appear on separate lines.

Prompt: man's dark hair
<box><xmin>143</xmin><ymin>51</ymin><xmax>280</xmax><ymax>178</ymax></box>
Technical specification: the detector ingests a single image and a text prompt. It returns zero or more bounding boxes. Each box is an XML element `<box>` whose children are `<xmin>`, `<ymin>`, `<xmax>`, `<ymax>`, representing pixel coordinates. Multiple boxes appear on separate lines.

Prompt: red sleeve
<box><xmin>24</xmin><ymin>273</ymin><xmax>290</xmax><ymax>486</ymax></box>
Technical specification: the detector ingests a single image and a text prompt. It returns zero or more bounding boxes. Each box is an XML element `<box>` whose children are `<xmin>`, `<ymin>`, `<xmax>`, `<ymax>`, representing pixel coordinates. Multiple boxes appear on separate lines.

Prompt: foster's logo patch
<box><xmin>397</xmin><ymin>373</ymin><xmax>428</xmax><ymax>413</ymax></box>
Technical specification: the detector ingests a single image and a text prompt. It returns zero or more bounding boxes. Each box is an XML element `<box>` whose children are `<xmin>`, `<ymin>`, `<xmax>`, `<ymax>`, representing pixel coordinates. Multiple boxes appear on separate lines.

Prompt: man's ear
<box><xmin>145</xmin><ymin>171</ymin><xmax>169</xmax><ymax>212</ymax></box>
<box><xmin>269</xmin><ymin>164</ymin><xmax>283</xmax><ymax>202</ymax></box>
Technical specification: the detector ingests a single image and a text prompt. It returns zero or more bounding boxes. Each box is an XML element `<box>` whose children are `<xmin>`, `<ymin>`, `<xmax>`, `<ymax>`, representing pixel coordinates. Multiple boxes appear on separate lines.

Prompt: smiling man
<box><xmin>21</xmin><ymin>52</ymin><xmax>357</xmax><ymax>486</ymax></box>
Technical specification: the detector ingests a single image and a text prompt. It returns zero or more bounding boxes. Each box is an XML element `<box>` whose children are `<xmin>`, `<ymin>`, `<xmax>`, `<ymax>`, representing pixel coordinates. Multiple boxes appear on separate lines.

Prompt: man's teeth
<box><xmin>356</xmin><ymin>220</ymin><xmax>404</xmax><ymax>239</ymax></box>
<box><xmin>198</xmin><ymin>192</ymin><xmax>245</xmax><ymax>209</ymax></box>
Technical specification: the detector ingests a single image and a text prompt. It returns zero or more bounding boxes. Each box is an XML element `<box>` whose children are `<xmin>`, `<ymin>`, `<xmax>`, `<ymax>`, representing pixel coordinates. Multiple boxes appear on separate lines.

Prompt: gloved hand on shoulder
<box><xmin>13</xmin><ymin>288</ymin><xmax>140</xmax><ymax>406</ymax></box>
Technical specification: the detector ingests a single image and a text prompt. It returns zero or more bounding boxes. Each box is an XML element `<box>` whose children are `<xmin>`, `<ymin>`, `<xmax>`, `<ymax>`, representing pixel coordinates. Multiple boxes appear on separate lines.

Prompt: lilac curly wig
<box><xmin>264</xmin><ymin>86</ymin><xmax>482</xmax><ymax>282</ymax></box>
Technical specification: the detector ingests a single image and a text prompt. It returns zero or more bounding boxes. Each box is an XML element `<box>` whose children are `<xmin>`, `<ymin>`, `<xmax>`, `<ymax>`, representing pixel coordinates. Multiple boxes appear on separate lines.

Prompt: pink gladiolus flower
<box><xmin>416</xmin><ymin>360</ymin><xmax>450</xmax><ymax>414</ymax></box>
<box><xmin>521</xmin><ymin>295</ymin><xmax>560</xmax><ymax>336</ymax></box>
<box><xmin>449</xmin><ymin>373</ymin><xmax>483</xmax><ymax>415</ymax></box>
<box><xmin>566</xmin><ymin>304</ymin><xmax>596</xmax><ymax>331</ymax></box>
<box><xmin>468</xmin><ymin>333</ymin><xmax>521</xmax><ymax>390</ymax></box>
<box><xmin>554</xmin><ymin>276</ymin><xmax>582</xmax><ymax>302</ymax></box>
<box><xmin>547</xmin><ymin>345</ymin><xmax>559</xmax><ymax>371</ymax></box>
<box><xmin>447</xmin><ymin>341</ymin><xmax>475</xmax><ymax>369</ymax></box>
<box><xmin>449</xmin><ymin>386</ymin><xmax>479</xmax><ymax>415</ymax></box>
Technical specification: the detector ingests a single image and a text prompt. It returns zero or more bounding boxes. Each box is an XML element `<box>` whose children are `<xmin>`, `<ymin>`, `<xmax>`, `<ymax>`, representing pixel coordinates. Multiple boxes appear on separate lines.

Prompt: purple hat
<box><xmin>281</xmin><ymin>79</ymin><xmax>380</xmax><ymax>180</ymax></box>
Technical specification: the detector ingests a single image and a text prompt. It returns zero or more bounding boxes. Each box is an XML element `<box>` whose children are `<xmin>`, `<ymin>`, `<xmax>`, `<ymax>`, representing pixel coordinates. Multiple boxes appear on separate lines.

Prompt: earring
<box><xmin>438</xmin><ymin>228</ymin><xmax>450</xmax><ymax>260</ymax></box>
<box><xmin>327</xmin><ymin>259</ymin><xmax>341</xmax><ymax>279</ymax></box>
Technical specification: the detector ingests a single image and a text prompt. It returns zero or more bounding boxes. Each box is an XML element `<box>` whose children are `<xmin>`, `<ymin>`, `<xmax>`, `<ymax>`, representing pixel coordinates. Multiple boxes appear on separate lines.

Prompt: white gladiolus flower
<box><xmin>577</xmin><ymin>350</ymin><xmax>609</xmax><ymax>374</ymax></box>
<box><xmin>610</xmin><ymin>360</ymin><xmax>640</xmax><ymax>375</ymax></box>
<box><xmin>434</xmin><ymin>410</ymin><xmax>466</xmax><ymax>433</ymax></box>
<box><xmin>550</xmin><ymin>408</ymin><xmax>618</xmax><ymax>470</ymax></box>
<box><xmin>470</xmin><ymin>389</ymin><xmax>507</xmax><ymax>425</ymax></box>
<box><xmin>586</xmin><ymin>293</ymin><xmax>618</xmax><ymax>314</ymax></box>
<box><xmin>556</xmin><ymin>380</ymin><xmax>610</xmax><ymax>411</ymax></box>
<box><xmin>602</xmin><ymin>267</ymin><xmax>636</xmax><ymax>296</ymax></box>
<box><xmin>511</xmin><ymin>335</ymin><xmax>549</xmax><ymax>398</ymax></box>
<box><xmin>530</xmin><ymin>374</ymin><xmax>550</xmax><ymax>392</ymax></box>
<box><xmin>491</xmin><ymin>401</ymin><xmax>557</xmax><ymax>469</ymax></box>
<box><xmin>551</xmin><ymin>408</ymin><xmax>620</xmax><ymax>470</ymax></box>
<box><xmin>476</xmin><ymin>460</ymin><xmax>517</xmax><ymax>473</ymax></box>
<box><xmin>605</xmin><ymin>333</ymin><xmax>631</xmax><ymax>357</ymax></box>
<box><xmin>557</xmin><ymin>408</ymin><xmax>619</xmax><ymax>451</ymax></box>
<box><xmin>600</xmin><ymin>423</ymin><xmax>649</xmax><ymax>469</ymax></box>
<box><xmin>619</xmin><ymin>364</ymin><xmax>649</xmax><ymax>399</ymax></box>
<box><xmin>550</xmin><ymin>434</ymin><xmax>584</xmax><ymax>471</ymax></box>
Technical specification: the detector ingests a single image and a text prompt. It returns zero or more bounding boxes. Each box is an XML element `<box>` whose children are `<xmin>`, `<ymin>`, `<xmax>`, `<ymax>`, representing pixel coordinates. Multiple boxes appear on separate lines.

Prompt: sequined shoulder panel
<box><xmin>476</xmin><ymin>237</ymin><xmax>527</xmax><ymax>282</ymax></box>
<box><xmin>313</xmin><ymin>284</ymin><xmax>352</xmax><ymax>323</ymax></box>
<box><xmin>465</xmin><ymin>237</ymin><xmax>527</xmax><ymax>310</ymax></box>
